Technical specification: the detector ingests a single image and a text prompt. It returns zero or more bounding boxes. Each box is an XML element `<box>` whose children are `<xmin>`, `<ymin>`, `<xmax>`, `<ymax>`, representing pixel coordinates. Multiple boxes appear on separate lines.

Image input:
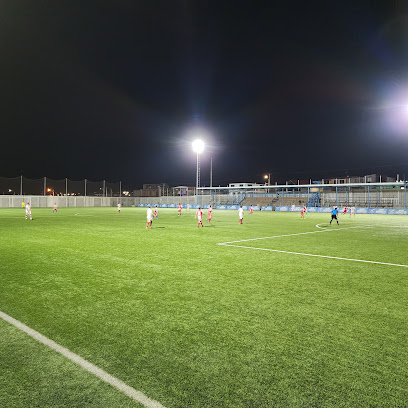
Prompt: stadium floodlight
<box><xmin>192</xmin><ymin>139</ymin><xmax>205</xmax><ymax>204</ymax></box>
<box><xmin>192</xmin><ymin>139</ymin><xmax>205</xmax><ymax>154</ymax></box>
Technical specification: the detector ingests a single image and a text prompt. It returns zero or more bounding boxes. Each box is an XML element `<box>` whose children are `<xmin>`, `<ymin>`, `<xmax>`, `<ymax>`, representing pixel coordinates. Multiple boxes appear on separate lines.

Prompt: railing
<box><xmin>232</xmin><ymin>192</ymin><xmax>246</xmax><ymax>205</ymax></box>
<box><xmin>306</xmin><ymin>192</ymin><xmax>320</xmax><ymax>207</ymax></box>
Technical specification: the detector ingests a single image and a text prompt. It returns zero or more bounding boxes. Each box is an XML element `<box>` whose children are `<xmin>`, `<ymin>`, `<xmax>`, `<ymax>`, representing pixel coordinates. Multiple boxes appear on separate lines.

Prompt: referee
<box><xmin>330</xmin><ymin>207</ymin><xmax>339</xmax><ymax>225</ymax></box>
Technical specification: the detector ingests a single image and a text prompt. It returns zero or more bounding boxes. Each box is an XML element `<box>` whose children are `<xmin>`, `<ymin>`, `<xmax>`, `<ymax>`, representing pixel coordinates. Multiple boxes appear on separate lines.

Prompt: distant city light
<box><xmin>192</xmin><ymin>139</ymin><xmax>205</xmax><ymax>154</ymax></box>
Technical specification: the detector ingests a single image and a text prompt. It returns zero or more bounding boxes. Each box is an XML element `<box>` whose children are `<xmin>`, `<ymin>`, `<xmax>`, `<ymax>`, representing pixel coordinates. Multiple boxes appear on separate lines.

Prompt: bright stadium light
<box><xmin>192</xmin><ymin>139</ymin><xmax>205</xmax><ymax>154</ymax></box>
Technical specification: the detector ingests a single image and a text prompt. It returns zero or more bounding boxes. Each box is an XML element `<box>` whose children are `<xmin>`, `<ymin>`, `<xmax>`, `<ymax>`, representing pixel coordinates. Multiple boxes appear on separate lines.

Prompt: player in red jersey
<box><xmin>342</xmin><ymin>206</ymin><xmax>348</xmax><ymax>215</ymax></box>
<box><xmin>300</xmin><ymin>205</ymin><xmax>307</xmax><ymax>219</ymax></box>
<box><xmin>154</xmin><ymin>205</ymin><xmax>159</xmax><ymax>219</ymax></box>
<box><xmin>249</xmin><ymin>205</ymin><xmax>253</xmax><ymax>215</ymax></box>
<box><xmin>177</xmin><ymin>203</ymin><xmax>182</xmax><ymax>216</ymax></box>
<box><xmin>207</xmin><ymin>205</ymin><xmax>212</xmax><ymax>223</ymax></box>
<box><xmin>195</xmin><ymin>207</ymin><xmax>203</xmax><ymax>227</ymax></box>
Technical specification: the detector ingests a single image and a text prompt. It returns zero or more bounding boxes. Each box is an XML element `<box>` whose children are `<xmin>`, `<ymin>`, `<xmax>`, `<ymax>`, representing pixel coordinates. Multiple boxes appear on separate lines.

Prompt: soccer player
<box><xmin>146</xmin><ymin>205</ymin><xmax>153</xmax><ymax>229</ymax></box>
<box><xmin>350</xmin><ymin>206</ymin><xmax>356</xmax><ymax>217</ymax></box>
<box><xmin>117</xmin><ymin>203</ymin><xmax>121</xmax><ymax>213</ymax></box>
<box><xmin>291</xmin><ymin>204</ymin><xmax>296</xmax><ymax>213</ymax></box>
<box><xmin>238</xmin><ymin>205</ymin><xmax>244</xmax><ymax>224</ymax></box>
<box><xmin>342</xmin><ymin>206</ymin><xmax>348</xmax><ymax>215</ymax></box>
<box><xmin>207</xmin><ymin>205</ymin><xmax>212</xmax><ymax>223</ymax></box>
<box><xmin>195</xmin><ymin>206</ymin><xmax>203</xmax><ymax>227</ymax></box>
<box><xmin>25</xmin><ymin>202</ymin><xmax>32</xmax><ymax>220</ymax></box>
<box><xmin>22</xmin><ymin>201</ymin><xmax>25</xmax><ymax>210</ymax></box>
<box><xmin>154</xmin><ymin>205</ymin><xmax>159</xmax><ymax>219</ymax></box>
<box><xmin>249</xmin><ymin>205</ymin><xmax>253</xmax><ymax>215</ymax></box>
<box><xmin>53</xmin><ymin>203</ymin><xmax>58</xmax><ymax>213</ymax></box>
<box><xmin>301</xmin><ymin>205</ymin><xmax>306</xmax><ymax>219</ymax></box>
<box><xmin>330</xmin><ymin>206</ymin><xmax>339</xmax><ymax>225</ymax></box>
<box><xmin>177</xmin><ymin>203</ymin><xmax>182</xmax><ymax>216</ymax></box>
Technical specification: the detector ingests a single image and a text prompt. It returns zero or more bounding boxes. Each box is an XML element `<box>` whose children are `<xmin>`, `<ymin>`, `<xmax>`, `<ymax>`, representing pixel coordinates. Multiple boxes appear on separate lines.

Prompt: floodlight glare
<box><xmin>192</xmin><ymin>139</ymin><xmax>205</xmax><ymax>154</ymax></box>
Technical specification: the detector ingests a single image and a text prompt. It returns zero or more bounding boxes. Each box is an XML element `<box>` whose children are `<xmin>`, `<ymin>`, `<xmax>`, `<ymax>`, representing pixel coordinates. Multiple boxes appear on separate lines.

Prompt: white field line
<box><xmin>218</xmin><ymin>225</ymin><xmax>365</xmax><ymax>245</ymax></box>
<box><xmin>0</xmin><ymin>310</ymin><xmax>166</xmax><ymax>408</ymax></box>
<box><xmin>217</xmin><ymin>225</ymin><xmax>407</xmax><ymax>268</ymax></box>
<box><xmin>219</xmin><ymin>244</ymin><xmax>408</xmax><ymax>268</ymax></box>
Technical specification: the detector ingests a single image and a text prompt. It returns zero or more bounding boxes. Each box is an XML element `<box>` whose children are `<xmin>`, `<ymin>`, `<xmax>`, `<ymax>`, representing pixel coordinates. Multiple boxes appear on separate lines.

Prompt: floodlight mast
<box><xmin>192</xmin><ymin>139</ymin><xmax>205</xmax><ymax>205</ymax></box>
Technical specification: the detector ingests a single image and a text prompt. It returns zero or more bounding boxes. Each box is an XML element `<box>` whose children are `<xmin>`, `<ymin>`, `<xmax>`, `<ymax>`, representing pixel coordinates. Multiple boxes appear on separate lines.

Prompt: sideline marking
<box><xmin>219</xmin><ymin>244</ymin><xmax>408</xmax><ymax>268</ymax></box>
<box><xmin>0</xmin><ymin>310</ymin><xmax>166</xmax><ymax>408</ymax></box>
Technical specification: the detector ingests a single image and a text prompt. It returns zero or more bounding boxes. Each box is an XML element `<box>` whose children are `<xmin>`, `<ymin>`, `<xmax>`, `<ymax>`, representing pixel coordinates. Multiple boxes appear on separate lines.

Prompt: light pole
<box><xmin>192</xmin><ymin>139</ymin><xmax>205</xmax><ymax>205</ymax></box>
<box><xmin>264</xmin><ymin>173</ymin><xmax>271</xmax><ymax>194</ymax></box>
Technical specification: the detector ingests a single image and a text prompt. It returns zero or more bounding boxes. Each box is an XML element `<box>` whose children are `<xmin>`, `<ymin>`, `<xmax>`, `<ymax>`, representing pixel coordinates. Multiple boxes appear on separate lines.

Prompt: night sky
<box><xmin>1</xmin><ymin>1</ymin><xmax>408</xmax><ymax>189</ymax></box>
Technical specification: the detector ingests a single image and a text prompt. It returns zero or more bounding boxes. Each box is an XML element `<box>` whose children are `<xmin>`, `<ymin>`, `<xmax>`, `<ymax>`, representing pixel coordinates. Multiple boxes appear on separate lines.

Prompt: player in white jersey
<box><xmin>238</xmin><ymin>206</ymin><xmax>244</xmax><ymax>224</ymax></box>
<box><xmin>25</xmin><ymin>203</ymin><xmax>32</xmax><ymax>220</ymax></box>
<box><xmin>53</xmin><ymin>203</ymin><xmax>58</xmax><ymax>213</ymax></box>
<box><xmin>195</xmin><ymin>207</ymin><xmax>203</xmax><ymax>227</ymax></box>
<box><xmin>350</xmin><ymin>206</ymin><xmax>356</xmax><ymax>217</ymax></box>
<box><xmin>117</xmin><ymin>203</ymin><xmax>121</xmax><ymax>213</ymax></box>
<box><xmin>146</xmin><ymin>206</ymin><xmax>153</xmax><ymax>229</ymax></box>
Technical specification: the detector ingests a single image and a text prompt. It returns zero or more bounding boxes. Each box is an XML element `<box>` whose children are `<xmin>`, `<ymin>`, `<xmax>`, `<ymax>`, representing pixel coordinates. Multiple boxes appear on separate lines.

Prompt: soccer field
<box><xmin>1</xmin><ymin>207</ymin><xmax>407</xmax><ymax>407</ymax></box>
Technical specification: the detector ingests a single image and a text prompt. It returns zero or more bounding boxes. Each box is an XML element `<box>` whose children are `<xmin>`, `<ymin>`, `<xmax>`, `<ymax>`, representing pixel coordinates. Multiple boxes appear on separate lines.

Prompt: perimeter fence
<box><xmin>0</xmin><ymin>176</ymin><xmax>122</xmax><ymax>197</ymax></box>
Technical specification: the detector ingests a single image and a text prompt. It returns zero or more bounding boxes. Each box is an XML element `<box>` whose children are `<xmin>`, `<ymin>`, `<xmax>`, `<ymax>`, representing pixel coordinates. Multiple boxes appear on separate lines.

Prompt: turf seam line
<box><xmin>218</xmin><ymin>244</ymin><xmax>408</xmax><ymax>268</ymax></box>
<box><xmin>0</xmin><ymin>310</ymin><xmax>167</xmax><ymax>408</ymax></box>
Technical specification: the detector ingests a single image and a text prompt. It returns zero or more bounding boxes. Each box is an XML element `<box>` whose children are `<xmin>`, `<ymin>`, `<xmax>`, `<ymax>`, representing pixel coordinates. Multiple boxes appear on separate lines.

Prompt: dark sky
<box><xmin>1</xmin><ymin>1</ymin><xmax>408</xmax><ymax>188</ymax></box>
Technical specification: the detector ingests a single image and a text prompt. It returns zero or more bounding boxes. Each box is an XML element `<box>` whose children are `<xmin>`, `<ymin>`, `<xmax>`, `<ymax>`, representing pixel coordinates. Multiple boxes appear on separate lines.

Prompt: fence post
<box><xmin>20</xmin><ymin>175</ymin><xmax>23</xmax><ymax>195</ymax></box>
<box><xmin>368</xmin><ymin>185</ymin><xmax>370</xmax><ymax>209</ymax></box>
<box><xmin>44</xmin><ymin>177</ymin><xmax>46</xmax><ymax>196</ymax></box>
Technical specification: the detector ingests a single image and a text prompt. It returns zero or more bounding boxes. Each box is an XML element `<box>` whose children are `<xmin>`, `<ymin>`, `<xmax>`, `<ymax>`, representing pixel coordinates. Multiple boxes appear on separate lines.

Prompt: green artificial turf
<box><xmin>0</xmin><ymin>207</ymin><xmax>407</xmax><ymax>407</ymax></box>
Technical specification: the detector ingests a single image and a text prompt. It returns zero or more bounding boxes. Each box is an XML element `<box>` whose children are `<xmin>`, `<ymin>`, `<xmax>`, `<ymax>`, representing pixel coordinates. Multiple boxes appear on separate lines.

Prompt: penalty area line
<box><xmin>219</xmin><ymin>244</ymin><xmax>408</xmax><ymax>268</ymax></box>
<box><xmin>217</xmin><ymin>225</ymin><xmax>365</xmax><ymax>245</ymax></box>
<box><xmin>0</xmin><ymin>310</ymin><xmax>167</xmax><ymax>408</ymax></box>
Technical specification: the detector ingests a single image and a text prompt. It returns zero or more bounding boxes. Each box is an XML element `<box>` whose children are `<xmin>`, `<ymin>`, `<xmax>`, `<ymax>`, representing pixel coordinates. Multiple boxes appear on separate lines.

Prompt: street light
<box><xmin>192</xmin><ymin>139</ymin><xmax>205</xmax><ymax>204</ymax></box>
